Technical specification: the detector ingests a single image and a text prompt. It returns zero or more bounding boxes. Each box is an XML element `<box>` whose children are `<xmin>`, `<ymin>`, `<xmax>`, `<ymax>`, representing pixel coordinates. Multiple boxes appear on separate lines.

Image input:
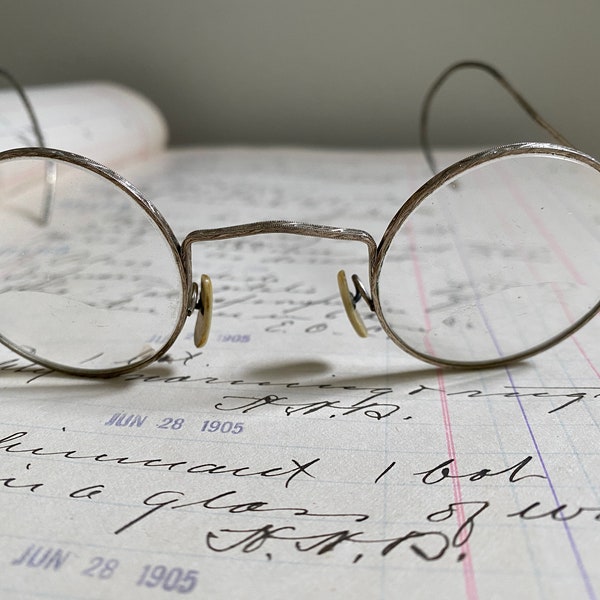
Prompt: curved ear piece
<box><xmin>0</xmin><ymin>69</ymin><xmax>56</xmax><ymax>224</ymax></box>
<box><xmin>337</xmin><ymin>270</ymin><xmax>368</xmax><ymax>338</ymax></box>
<box><xmin>194</xmin><ymin>274</ymin><xmax>213</xmax><ymax>348</ymax></box>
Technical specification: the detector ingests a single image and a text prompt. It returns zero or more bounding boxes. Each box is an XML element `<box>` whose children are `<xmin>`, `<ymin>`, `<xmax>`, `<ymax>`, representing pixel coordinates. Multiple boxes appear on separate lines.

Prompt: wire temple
<box><xmin>0</xmin><ymin>68</ymin><xmax>46</xmax><ymax>147</ymax></box>
<box><xmin>0</xmin><ymin>68</ymin><xmax>55</xmax><ymax>223</ymax></box>
<box><xmin>419</xmin><ymin>60</ymin><xmax>574</xmax><ymax>175</ymax></box>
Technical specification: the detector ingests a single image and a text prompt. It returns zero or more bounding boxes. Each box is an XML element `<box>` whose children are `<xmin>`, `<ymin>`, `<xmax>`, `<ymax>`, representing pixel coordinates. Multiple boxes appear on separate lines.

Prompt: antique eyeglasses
<box><xmin>1</xmin><ymin>61</ymin><xmax>600</xmax><ymax>377</ymax></box>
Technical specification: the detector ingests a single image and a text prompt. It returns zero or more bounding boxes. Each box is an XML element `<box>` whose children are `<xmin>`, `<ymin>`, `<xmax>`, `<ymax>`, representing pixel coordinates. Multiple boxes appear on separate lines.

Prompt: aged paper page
<box><xmin>0</xmin><ymin>148</ymin><xmax>599</xmax><ymax>599</ymax></box>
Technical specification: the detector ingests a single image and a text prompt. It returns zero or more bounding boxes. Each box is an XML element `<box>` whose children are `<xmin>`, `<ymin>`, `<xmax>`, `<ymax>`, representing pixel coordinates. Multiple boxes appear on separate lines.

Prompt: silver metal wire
<box><xmin>419</xmin><ymin>60</ymin><xmax>574</xmax><ymax>175</ymax></box>
<box><xmin>0</xmin><ymin>69</ymin><xmax>56</xmax><ymax>223</ymax></box>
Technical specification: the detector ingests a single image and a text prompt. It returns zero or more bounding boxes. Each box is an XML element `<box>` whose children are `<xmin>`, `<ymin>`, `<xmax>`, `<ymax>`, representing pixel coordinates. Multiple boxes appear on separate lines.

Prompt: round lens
<box><xmin>377</xmin><ymin>150</ymin><xmax>600</xmax><ymax>365</ymax></box>
<box><xmin>0</xmin><ymin>152</ymin><xmax>185</xmax><ymax>374</ymax></box>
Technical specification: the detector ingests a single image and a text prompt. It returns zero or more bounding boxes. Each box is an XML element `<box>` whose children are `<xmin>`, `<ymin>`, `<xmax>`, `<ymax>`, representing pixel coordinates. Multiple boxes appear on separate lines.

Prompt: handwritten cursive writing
<box><xmin>215</xmin><ymin>392</ymin><xmax>402</xmax><ymax>420</ymax></box>
<box><xmin>114</xmin><ymin>489</ymin><xmax>371</xmax><ymax>535</ymax></box>
<box><xmin>414</xmin><ymin>455</ymin><xmax>546</xmax><ymax>485</ymax></box>
<box><xmin>204</xmin><ymin>501</ymin><xmax>490</xmax><ymax>563</ymax></box>
<box><xmin>0</xmin><ymin>431</ymin><xmax>319</xmax><ymax>488</ymax></box>
<box><xmin>408</xmin><ymin>384</ymin><xmax>600</xmax><ymax>415</ymax></box>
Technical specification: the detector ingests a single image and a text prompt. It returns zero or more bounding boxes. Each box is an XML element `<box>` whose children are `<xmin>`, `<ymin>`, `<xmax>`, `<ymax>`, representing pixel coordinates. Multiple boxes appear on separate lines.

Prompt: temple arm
<box><xmin>0</xmin><ymin>68</ymin><xmax>55</xmax><ymax>223</ymax></box>
<box><xmin>419</xmin><ymin>60</ymin><xmax>574</xmax><ymax>174</ymax></box>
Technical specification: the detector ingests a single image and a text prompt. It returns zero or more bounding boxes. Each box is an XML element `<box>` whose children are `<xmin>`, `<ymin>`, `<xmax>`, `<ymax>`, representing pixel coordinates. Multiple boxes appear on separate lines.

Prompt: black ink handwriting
<box><xmin>114</xmin><ymin>489</ymin><xmax>370</xmax><ymax>535</ymax></box>
<box><xmin>215</xmin><ymin>392</ymin><xmax>401</xmax><ymax>420</ymax></box>
<box><xmin>204</xmin><ymin>501</ymin><xmax>489</xmax><ymax>563</ymax></box>
<box><xmin>0</xmin><ymin>431</ymin><xmax>319</xmax><ymax>488</ymax></box>
<box><xmin>408</xmin><ymin>384</ymin><xmax>600</xmax><ymax>415</ymax></box>
<box><xmin>508</xmin><ymin>501</ymin><xmax>600</xmax><ymax>522</ymax></box>
<box><xmin>414</xmin><ymin>455</ymin><xmax>545</xmax><ymax>485</ymax></box>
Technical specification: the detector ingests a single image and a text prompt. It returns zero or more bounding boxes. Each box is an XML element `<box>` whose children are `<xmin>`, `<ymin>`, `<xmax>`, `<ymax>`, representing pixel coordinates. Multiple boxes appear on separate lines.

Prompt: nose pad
<box><xmin>337</xmin><ymin>270</ymin><xmax>368</xmax><ymax>338</ymax></box>
<box><xmin>193</xmin><ymin>274</ymin><xmax>213</xmax><ymax>348</ymax></box>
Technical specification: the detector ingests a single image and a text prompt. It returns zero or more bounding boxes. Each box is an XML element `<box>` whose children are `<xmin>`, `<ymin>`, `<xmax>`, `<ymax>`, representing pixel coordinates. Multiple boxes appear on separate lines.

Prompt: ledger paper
<box><xmin>0</xmin><ymin>147</ymin><xmax>599</xmax><ymax>599</ymax></box>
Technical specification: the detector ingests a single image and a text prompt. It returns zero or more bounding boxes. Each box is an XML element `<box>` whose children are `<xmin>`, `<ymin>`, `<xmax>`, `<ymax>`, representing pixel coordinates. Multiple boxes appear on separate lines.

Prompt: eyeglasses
<box><xmin>1</xmin><ymin>61</ymin><xmax>600</xmax><ymax>377</ymax></box>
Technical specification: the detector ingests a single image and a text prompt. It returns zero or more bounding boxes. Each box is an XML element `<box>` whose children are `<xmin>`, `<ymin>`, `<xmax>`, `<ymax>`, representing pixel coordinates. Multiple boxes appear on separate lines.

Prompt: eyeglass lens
<box><xmin>378</xmin><ymin>152</ymin><xmax>600</xmax><ymax>364</ymax></box>
<box><xmin>0</xmin><ymin>156</ymin><xmax>184</xmax><ymax>372</ymax></box>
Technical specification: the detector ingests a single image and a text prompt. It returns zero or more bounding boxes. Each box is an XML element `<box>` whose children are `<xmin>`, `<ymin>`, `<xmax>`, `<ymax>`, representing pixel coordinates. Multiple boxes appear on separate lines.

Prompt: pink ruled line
<box><xmin>407</xmin><ymin>222</ymin><xmax>479</xmax><ymax>600</ymax></box>
<box><xmin>500</xmin><ymin>165</ymin><xmax>599</xmax><ymax>378</ymax></box>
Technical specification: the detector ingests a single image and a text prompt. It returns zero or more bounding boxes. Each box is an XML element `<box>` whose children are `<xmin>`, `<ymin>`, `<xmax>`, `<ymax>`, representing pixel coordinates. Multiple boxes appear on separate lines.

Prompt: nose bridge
<box><xmin>179</xmin><ymin>220</ymin><xmax>380</xmax><ymax>346</ymax></box>
<box><xmin>183</xmin><ymin>219</ymin><xmax>376</xmax><ymax>246</ymax></box>
<box><xmin>181</xmin><ymin>219</ymin><xmax>377</xmax><ymax>269</ymax></box>
<box><xmin>180</xmin><ymin>219</ymin><xmax>378</xmax><ymax>319</ymax></box>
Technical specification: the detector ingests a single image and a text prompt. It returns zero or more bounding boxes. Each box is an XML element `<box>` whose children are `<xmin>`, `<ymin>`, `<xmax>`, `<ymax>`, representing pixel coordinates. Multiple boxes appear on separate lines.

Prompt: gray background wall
<box><xmin>1</xmin><ymin>0</ymin><xmax>599</xmax><ymax>155</ymax></box>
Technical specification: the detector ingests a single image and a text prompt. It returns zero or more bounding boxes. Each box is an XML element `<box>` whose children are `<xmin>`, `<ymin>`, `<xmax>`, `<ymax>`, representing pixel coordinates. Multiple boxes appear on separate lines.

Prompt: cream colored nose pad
<box><xmin>194</xmin><ymin>274</ymin><xmax>213</xmax><ymax>348</ymax></box>
<box><xmin>337</xmin><ymin>270</ymin><xmax>368</xmax><ymax>338</ymax></box>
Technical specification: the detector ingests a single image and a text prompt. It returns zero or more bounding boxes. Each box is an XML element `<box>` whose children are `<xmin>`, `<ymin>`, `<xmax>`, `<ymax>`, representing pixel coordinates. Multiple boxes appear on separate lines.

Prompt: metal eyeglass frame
<box><xmin>1</xmin><ymin>62</ymin><xmax>599</xmax><ymax>377</ymax></box>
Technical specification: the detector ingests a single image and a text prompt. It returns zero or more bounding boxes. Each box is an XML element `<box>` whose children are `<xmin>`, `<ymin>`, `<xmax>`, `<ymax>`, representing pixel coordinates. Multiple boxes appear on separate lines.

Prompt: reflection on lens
<box><xmin>378</xmin><ymin>152</ymin><xmax>600</xmax><ymax>364</ymax></box>
<box><xmin>0</xmin><ymin>154</ymin><xmax>184</xmax><ymax>373</ymax></box>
